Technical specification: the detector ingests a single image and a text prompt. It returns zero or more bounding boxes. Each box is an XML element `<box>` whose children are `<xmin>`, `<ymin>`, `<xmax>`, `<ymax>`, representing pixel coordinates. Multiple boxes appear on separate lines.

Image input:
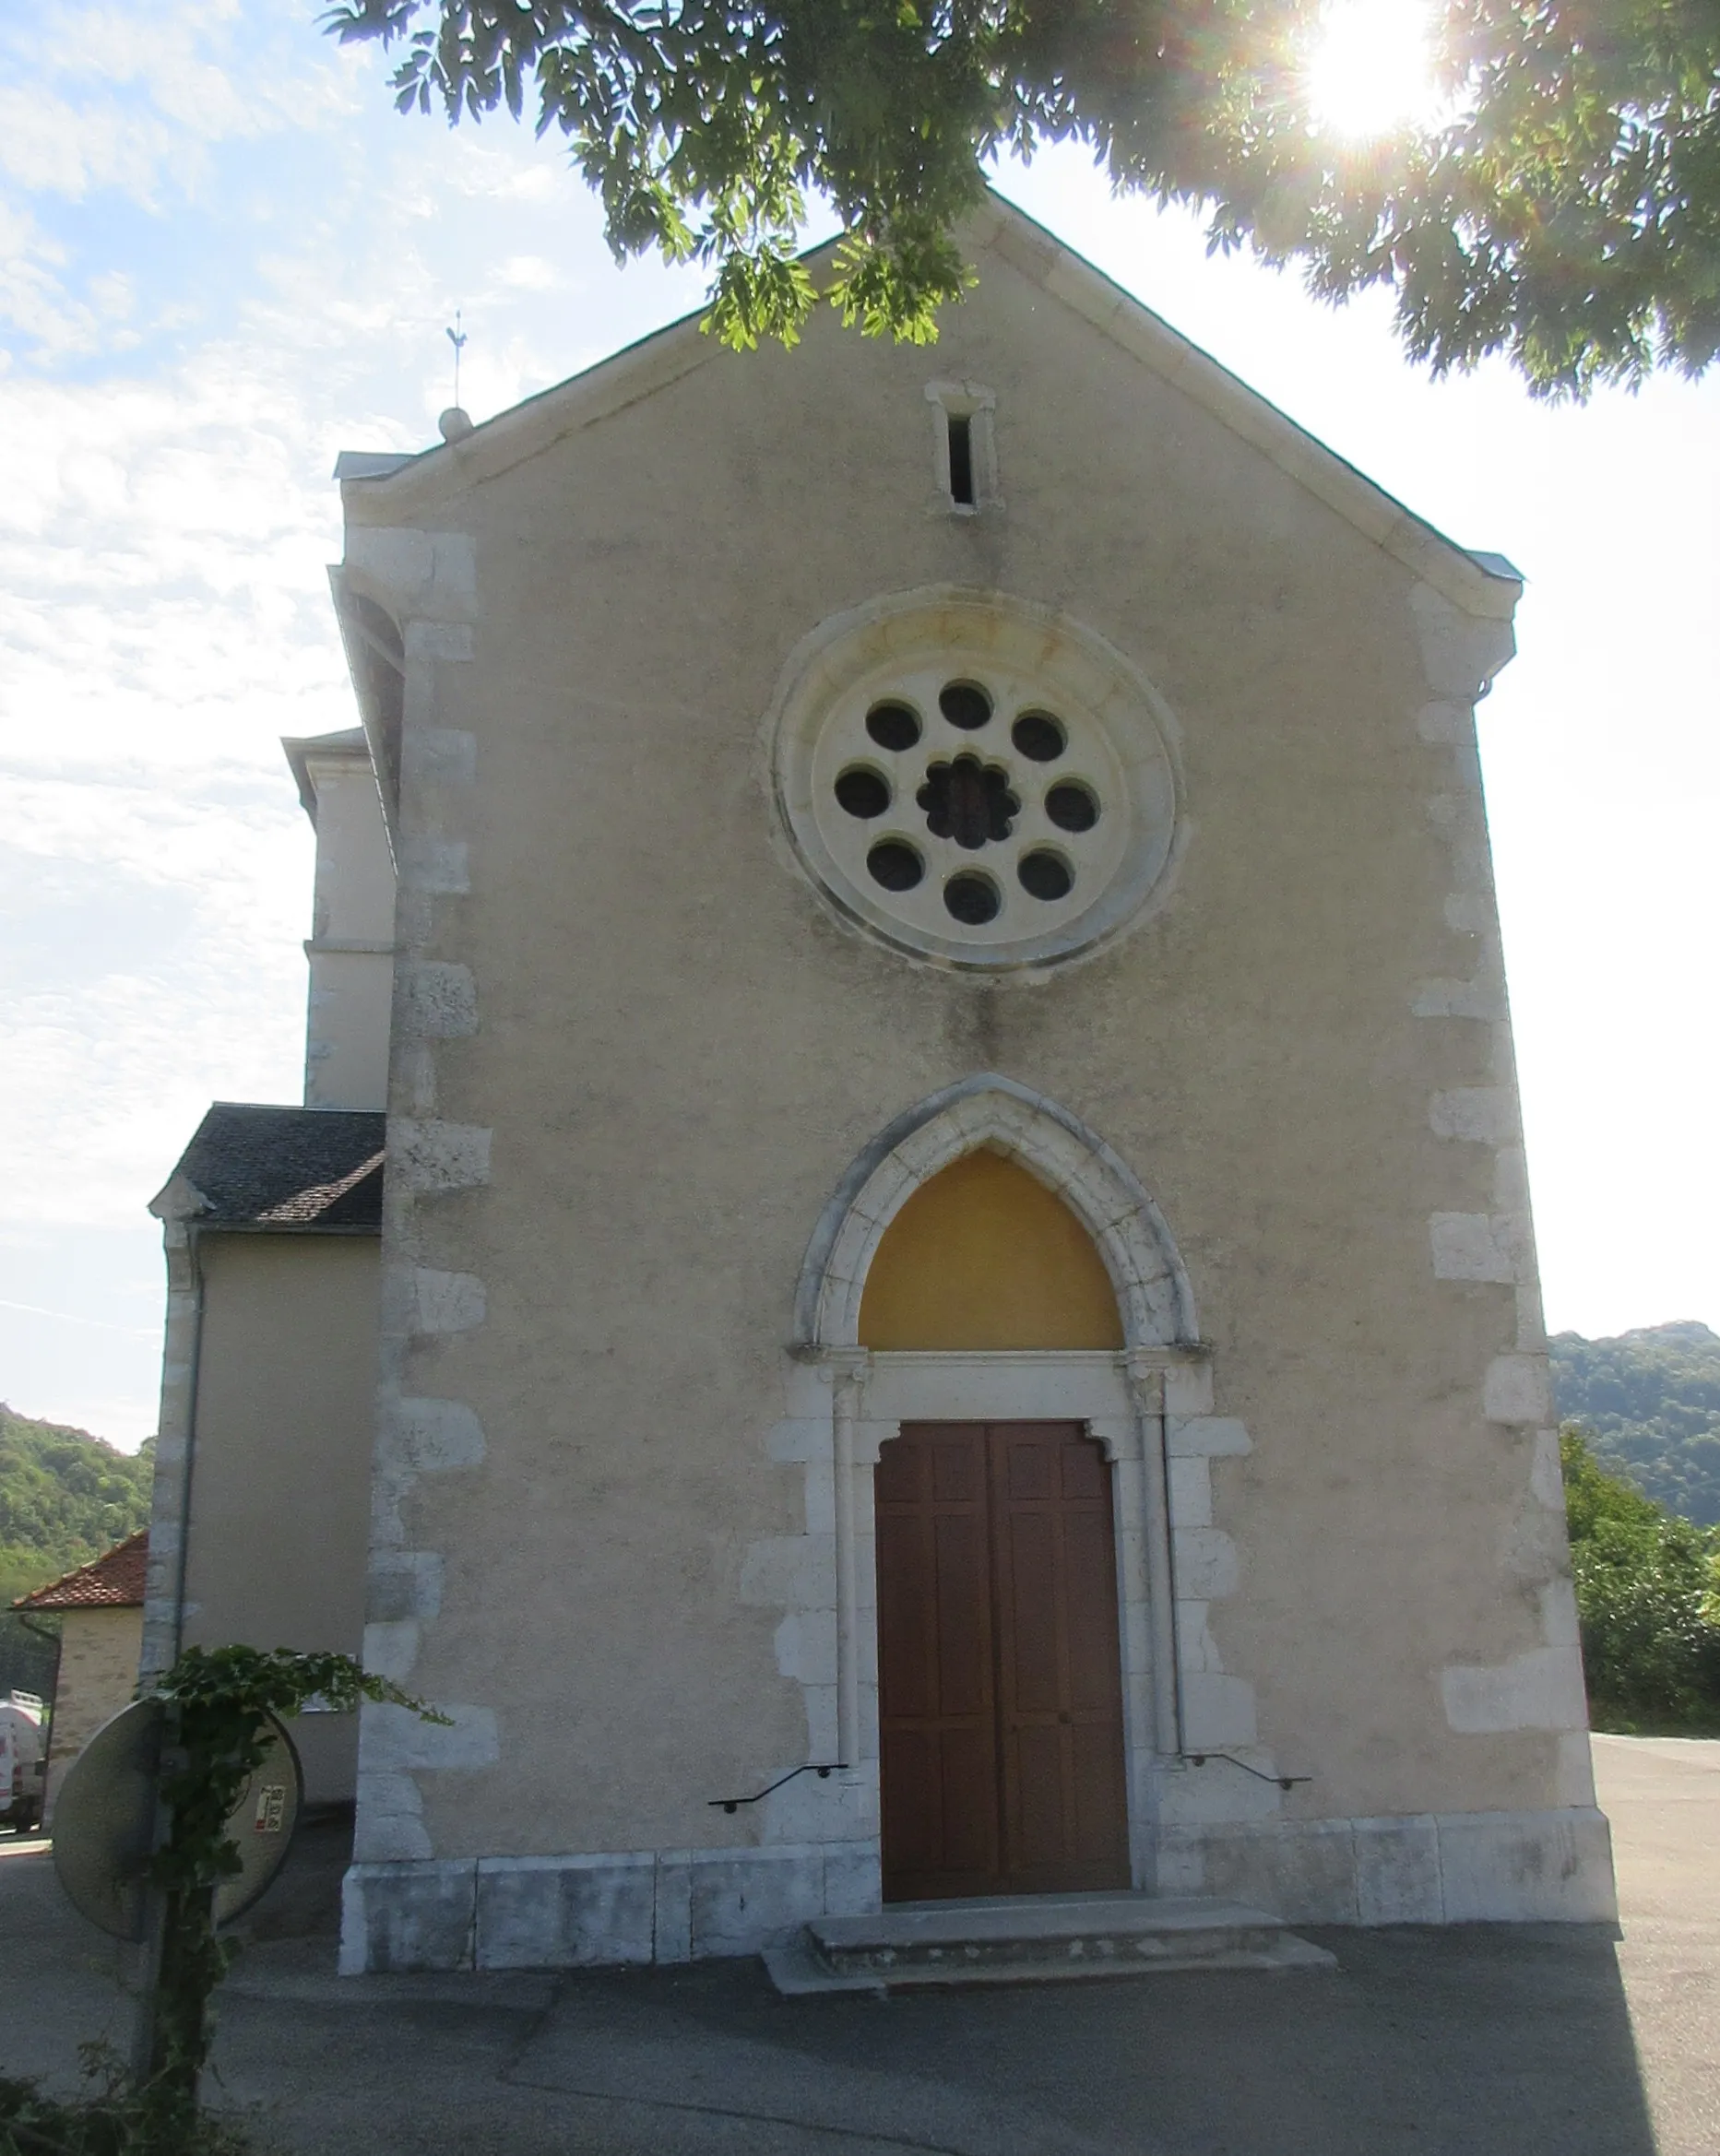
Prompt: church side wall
<box><xmin>338</xmin><ymin>234</ymin><xmax>1607</xmax><ymax>1969</ymax></box>
<box><xmin>183</xmin><ymin>1233</ymin><xmax>379</xmax><ymax>1804</ymax></box>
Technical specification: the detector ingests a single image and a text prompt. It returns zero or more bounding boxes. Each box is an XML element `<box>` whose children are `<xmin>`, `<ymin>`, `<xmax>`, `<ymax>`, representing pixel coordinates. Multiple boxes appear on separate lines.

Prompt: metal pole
<box><xmin>129</xmin><ymin>1700</ymin><xmax>179</xmax><ymax>2090</ymax></box>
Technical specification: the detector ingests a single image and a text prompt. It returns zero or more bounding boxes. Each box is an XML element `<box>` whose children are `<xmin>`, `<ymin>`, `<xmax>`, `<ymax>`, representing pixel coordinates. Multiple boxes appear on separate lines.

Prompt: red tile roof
<box><xmin>13</xmin><ymin>1530</ymin><xmax>148</xmax><ymax>1610</ymax></box>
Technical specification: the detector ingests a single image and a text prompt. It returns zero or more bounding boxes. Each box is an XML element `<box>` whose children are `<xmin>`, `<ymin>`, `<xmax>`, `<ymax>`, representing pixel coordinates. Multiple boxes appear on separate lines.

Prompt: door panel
<box><xmin>874</xmin><ymin>1424</ymin><xmax>1001</xmax><ymax>1901</ymax></box>
<box><xmin>1064</xmin><ymin>1509</ymin><xmax>1124</xmax><ymax>1714</ymax></box>
<box><xmin>933</xmin><ymin>1514</ymin><xmax>990</xmax><ymax>1715</ymax></box>
<box><xmin>1000</xmin><ymin>1510</ymin><xmax>1061</xmax><ymax>1712</ymax></box>
<box><xmin>876</xmin><ymin>1420</ymin><xmax>1131</xmax><ymax>1901</ymax></box>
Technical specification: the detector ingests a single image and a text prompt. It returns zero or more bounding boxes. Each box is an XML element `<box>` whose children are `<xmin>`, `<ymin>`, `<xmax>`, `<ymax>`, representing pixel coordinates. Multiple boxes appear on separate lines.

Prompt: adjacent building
<box><xmin>14</xmin><ymin>1530</ymin><xmax>147</xmax><ymax>1824</ymax></box>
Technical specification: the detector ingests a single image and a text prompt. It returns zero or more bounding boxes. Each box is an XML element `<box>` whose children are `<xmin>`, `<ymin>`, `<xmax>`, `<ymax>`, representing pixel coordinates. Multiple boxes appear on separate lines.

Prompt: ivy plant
<box><xmin>136</xmin><ymin>1647</ymin><xmax>446</xmax><ymax>2138</ymax></box>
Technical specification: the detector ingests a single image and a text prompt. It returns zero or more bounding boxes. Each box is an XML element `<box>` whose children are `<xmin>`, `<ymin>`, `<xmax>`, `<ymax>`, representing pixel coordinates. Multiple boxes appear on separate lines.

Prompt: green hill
<box><xmin>0</xmin><ymin>1404</ymin><xmax>154</xmax><ymax>1609</ymax></box>
<box><xmin>1550</xmin><ymin>1322</ymin><xmax>1720</xmax><ymax>1526</ymax></box>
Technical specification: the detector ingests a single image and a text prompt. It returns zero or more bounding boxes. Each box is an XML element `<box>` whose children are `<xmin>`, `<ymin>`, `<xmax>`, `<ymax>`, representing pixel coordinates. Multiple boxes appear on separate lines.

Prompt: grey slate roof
<box><xmin>154</xmin><ymin>1104</ymin><xmax>386</xmax><ymax>1229</ymax></box>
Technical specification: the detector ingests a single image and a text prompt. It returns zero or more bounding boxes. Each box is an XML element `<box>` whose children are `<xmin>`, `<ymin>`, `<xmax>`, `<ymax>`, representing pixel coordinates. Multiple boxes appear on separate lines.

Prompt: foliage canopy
<box><xmin>326</xmin><ymin>0</ymin><xmax>1720</xmax><ymax>394</ymax></box>
<box><xmin>0</xmin><ymin>1405</ymin><xmax>152</xmax><ymax>1608</ymax></box>
<box><xmin>1551</xmin><ymin>1321</ymin><xmax>1720</xmax><ymax>1525</ymax></box>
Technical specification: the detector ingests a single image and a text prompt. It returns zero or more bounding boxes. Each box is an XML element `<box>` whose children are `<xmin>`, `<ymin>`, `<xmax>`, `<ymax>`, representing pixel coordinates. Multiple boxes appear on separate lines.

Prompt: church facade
<box><xmin>145</xmin><ymin>198</ymin><xmax>1614</xmax><ymax>1973</ymax></box>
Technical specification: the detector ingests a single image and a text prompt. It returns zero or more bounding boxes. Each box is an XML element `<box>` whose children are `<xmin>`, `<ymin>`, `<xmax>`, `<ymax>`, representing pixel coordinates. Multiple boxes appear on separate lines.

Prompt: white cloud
<box><xmin>0</xmin><ymin>0</ymin><xmax>352</xmax><ymax>206</ymax></box>
<box><xmin>0</xmin><ymin>200</ymin><xmax>113</xmax><ymax>361</ymax></box>
<box><xmin>498</xmin><ymin>255</ymin><xmax>562</xmax><ymax>292</ymax></box>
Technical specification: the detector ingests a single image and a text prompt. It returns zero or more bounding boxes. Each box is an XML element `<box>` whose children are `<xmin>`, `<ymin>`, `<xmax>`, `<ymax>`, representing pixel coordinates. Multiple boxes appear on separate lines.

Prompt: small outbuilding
<box><xmin>13</xmin><ymin>1531</ymin><xmax>148</xmax><ymax>1825</ymax></box>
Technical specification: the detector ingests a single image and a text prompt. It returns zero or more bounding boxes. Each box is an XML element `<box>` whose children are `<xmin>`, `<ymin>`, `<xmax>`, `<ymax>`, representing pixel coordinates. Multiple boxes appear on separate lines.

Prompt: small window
<box><xmin>938</xmin><ymin>680</ymin><xmax>992</xmax><ymax>730</ymax></box>
<box><xmin>1046</xmin><ymin>782</ymin><xmax>1099</xmax><ymax>834</ymax></box>
<box><xmin>946</xmin><ymin>414</ymin><xmax>975</xmax><ymax>506</ymax></box>
<box><xmin>925</xmin><ymin>382</ymin><xmax>997</xmax><ymax>513</ymax></box>
<box><xmin>835</xmin><ymin>766</ymin><xmax>892</xmax><ymax>819</ymax></box>
<box><xmin>1011</xmin><ymin>711</ymin><xmax>1065</xmax><ymax>763</ymax></box>
<box><xmin>943</xmin><ymin>870</ymin><xmax>1001</xmax><ymax>925</ymax></box>
<box><xmin>866</xmin><ymin>700</ymin><xmax>922</xmax><ymax>752</ymax></box>
<box><xmin>868</xmin><ymin>839</ymin><xmax>925</xmax><ymax>892</ymax></box>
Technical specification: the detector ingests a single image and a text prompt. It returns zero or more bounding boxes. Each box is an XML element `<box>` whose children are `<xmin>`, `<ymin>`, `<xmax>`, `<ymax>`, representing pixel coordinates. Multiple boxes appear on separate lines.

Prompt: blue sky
<box><xmin>2</xmin><ymin>0</ymin><xmax>1717</xmax><ymax>1446</ymax></box>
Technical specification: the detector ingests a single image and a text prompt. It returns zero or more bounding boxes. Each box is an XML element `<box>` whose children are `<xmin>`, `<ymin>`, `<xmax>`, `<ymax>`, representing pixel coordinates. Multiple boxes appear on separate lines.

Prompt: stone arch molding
<box><xmin>764</xmin><ymin>1073</ymin><xmax>1277</xmax><ymax>1900</ymax></box>
<box><xmin>796</xmin><ymin>1073</ymin><xmax>1198</xmax><ymax>1350</ymax></box>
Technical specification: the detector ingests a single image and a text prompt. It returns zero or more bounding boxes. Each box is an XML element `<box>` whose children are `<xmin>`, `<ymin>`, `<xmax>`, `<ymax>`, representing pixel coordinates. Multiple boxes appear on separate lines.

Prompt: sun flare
<box><xmin>1306</xmin><ymin>0</ymin><xmax>1441</xmax><ymax>138</ymax></box>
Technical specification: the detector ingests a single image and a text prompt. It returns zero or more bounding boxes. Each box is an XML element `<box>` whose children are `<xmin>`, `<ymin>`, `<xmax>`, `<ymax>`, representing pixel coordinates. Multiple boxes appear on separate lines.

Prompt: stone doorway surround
<box><xmin>766</xmin><ymin>1072</ymin><xmax>1232</xmax><ymax>1913</ymax></box>
<box><xmin>786</xmin><ymin>1348</ymin><xmax>1204</xmax><ymax>1901</ymax></box>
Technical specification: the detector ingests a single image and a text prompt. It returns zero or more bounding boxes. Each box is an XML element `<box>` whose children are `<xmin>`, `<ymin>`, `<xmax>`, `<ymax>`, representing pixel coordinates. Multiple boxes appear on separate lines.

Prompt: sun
<box><xmin>1305</xmin><ymin>0</ymin><xmax>1442</xmax><ymax>138</ymax></box>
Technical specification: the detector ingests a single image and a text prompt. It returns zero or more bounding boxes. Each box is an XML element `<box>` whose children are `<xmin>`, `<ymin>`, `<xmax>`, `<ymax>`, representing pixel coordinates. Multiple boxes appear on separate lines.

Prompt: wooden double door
<box><xmin>875</xmin><ymin>1420</ymin><xmax>1132</xmax><ymax>1901</ymax></box>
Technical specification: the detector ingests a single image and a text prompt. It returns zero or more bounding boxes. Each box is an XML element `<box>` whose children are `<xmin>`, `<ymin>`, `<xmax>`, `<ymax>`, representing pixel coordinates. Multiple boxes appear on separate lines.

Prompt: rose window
<box><xmin>770</xmin><ymin>593</ymin><xmax>1181</xmax><ymax>972</ymax></box>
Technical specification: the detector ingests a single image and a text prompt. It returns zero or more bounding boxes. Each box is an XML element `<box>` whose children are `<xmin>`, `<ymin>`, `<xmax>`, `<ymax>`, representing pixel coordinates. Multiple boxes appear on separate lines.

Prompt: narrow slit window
<box><xmin>946</xmin><ymin>413</ymin><xmax>976</xmax><ymax>506</ymax></box>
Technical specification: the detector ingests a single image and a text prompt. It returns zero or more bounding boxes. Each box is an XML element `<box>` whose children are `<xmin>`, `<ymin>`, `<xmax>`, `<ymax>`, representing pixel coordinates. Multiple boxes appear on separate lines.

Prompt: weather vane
<box><xmin>446</xmin><ymin>309</ymin><xmax>468</xmax><ymax>408</ymax></box>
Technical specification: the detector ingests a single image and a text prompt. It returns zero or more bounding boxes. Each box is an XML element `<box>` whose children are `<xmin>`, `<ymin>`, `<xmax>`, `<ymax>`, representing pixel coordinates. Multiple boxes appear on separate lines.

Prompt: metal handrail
<box><xmin>1185</xmin><ymin>1751</ymin><xmax>1311</xmax><ymax>1793</ymax></box>
<box><xmin>708</xmin><ymin>1763</ymin><xmax>847</xmax><ymax>1813</ymax></box>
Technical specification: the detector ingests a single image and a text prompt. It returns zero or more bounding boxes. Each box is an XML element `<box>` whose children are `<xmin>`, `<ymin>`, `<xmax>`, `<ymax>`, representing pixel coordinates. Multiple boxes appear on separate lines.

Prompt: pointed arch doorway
<box><xmin>796</xmin><ymin>1073</ymin><xmax>1204</xmax><ymax>1911</ymax></box>
<box><xmin>861</xmin><ymin>1151</ymin><xmax>1132</xmax><ymax>1901</ymax></box>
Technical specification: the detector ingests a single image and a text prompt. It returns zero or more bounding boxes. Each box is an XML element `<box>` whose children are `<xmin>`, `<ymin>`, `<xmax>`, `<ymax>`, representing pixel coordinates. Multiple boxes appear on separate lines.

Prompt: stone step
<box><xmin>764</xmin><ymin>1892</ymin><xmax>1335</xmax><ymax>1996</ymax></box>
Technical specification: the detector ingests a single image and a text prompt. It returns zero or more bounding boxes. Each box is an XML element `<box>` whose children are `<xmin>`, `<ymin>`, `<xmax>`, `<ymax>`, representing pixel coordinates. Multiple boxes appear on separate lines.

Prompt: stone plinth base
<box><xmin>340</xmin><ymin>1807</ymin><xmax>1617</xmax><ymax>1973</ymax></box>
<box><xmin>340</xmin><ymin>1840</ymin><xmax>882</xmax><ymax>1973</ymax></box>
<box><xmin>1157</xmin><ymin>1807</ymin><xmax>1618</xmax><ymax>1927</ymax></box>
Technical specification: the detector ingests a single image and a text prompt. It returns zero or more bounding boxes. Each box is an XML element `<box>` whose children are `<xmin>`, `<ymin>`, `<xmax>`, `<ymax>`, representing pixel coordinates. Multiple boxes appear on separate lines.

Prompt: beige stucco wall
<box><xmin>184</xmin><ymin>1232</ymin><xmax>379</xmax><ymax>1802</ymax></box>
<box><xmin>340</xmin><ymin>214</ymin><xmax>1585</xmax><ymax>1895</ymax></box>
<box><xmin>42</xmin><ymin>1605</ymin><xmax>143</xmax><ymax>1825</ymax></box>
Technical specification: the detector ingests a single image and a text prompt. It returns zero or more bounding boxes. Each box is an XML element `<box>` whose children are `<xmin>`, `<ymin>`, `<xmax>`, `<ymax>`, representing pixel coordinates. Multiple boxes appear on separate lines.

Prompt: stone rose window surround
<box><xmin>769</xmin><ymin>590</ymin><xmax>1182</xmax><ymax>973</ymax></box>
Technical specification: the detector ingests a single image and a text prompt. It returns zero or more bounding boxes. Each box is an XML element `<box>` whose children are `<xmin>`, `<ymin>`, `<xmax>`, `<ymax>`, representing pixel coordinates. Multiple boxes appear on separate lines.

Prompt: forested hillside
<box><xmin>1551</xmin><ymin>1322</ymin><xmax>1720</xmax><ymax>1526</ymax></box>
<box><xmin>0</xmin><ymin>1404</ymin><xmax>153</xmax><ymax>1608</ymax></box>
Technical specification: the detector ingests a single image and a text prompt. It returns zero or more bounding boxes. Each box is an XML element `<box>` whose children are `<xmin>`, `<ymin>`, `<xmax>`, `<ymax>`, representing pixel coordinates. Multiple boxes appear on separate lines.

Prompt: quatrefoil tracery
<box><xmin>916</xmin><ymin>755</ymin><xmax>1019</xmax><ymax>851</ymax></box>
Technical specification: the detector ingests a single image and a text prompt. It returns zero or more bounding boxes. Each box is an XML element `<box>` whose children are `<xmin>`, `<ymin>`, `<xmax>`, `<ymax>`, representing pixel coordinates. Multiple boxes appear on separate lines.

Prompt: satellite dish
<box><xmin>53</xmin><ymin>1697</ymin><xmax>303</xmax><ymax>1941</ymax></box>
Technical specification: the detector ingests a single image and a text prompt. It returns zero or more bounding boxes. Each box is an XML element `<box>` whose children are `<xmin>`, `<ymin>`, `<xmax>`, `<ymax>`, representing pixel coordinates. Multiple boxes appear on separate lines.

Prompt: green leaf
<box><xmin>325</xmin><ymin>0</ymin><xmax>1720</xmax><ymax>390</ymax></box>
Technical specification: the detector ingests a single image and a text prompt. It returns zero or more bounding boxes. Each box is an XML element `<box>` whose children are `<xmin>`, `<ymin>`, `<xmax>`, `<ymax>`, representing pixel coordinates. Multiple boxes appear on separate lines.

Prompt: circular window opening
<box><xmin>866</xmin><ymin>701</ymin><xmax>921</xmax><ymax>752</ymax></box>
<box><xmin>943</xmin><ymin>871</ymin><xmax>1001</xmax><ymax>925</ymax></box>
<box><xmin>917</xmin><ymin>756</ymin><xmax>1018</xmax><ymax>850</ymax></box>
<box><xmin>834</xmin><ymin>766</ymin><xmax>891</xmax><ymax>819</ymax></box>
<box><xmin>1011</xmin><ymin>711</ymin><xmax>1065</xmax><ymax>763</ymax></box>
<box><xmin>1018</xmin><ymin>849</ymin><xmax>1074</xmax><ymax>902</ymax></box>
<box><xmin>772</xmin><ymin>592</ymin><xmax>1181</xmax><ymax>971</ymax></box>
<box><xmin>1046</xmin><ymin>781</ymin><xmax>1099</xmax><ymax>834</ymax></box>
<box><xmin>867</xmin><ymin>839</ymin><xmax>924</xmax><ymax>893</ymax></box>
<box><xmin>939</xmin><ymin>681</ymin><xmax>992</xmax><ymax>731</ymax></box>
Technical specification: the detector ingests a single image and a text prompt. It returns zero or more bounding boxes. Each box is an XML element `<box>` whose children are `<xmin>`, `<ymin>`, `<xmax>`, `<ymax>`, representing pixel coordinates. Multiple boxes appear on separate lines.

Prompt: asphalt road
<box><xmin>1</xmin><ymin>1736</ymin><xmax>1714</xmax><ymax>2155</ymax></box>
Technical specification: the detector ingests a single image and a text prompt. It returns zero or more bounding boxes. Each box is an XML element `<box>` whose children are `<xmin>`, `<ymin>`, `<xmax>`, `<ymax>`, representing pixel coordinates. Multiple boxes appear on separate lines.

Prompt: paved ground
<box><xmin>1</xmin><ymin>1737</ymin><xmax>1714</xmax><ymax>2155</ymax></box>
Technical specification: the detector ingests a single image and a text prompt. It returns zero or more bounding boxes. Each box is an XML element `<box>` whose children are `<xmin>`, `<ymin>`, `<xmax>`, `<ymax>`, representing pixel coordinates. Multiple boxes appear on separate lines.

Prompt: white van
<box><xmin>0</xmin><ymin>1691</ymin><xmax>46</xmax><ymax>1833</ymax></box>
